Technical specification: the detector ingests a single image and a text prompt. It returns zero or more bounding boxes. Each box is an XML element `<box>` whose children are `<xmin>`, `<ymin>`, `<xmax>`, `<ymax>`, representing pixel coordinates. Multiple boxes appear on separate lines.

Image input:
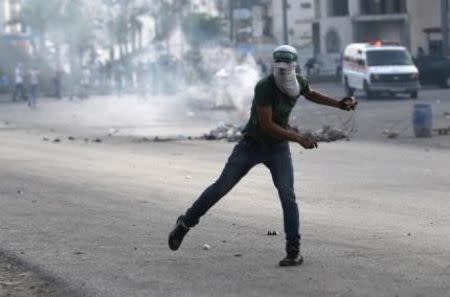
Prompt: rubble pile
<box><xmin>202</xmin><ymin>123</ymin><xmax>244</xmax><ymax>142</ymax></box>
<box><xmin>301</xmin><ymin>125</ymin><xmax>349</xmax><ymax>142</ymax></box>
<box><xmin>202</xmin><ymin>123</ymin><xmax>349</xmax><ymax>143</ymax></box>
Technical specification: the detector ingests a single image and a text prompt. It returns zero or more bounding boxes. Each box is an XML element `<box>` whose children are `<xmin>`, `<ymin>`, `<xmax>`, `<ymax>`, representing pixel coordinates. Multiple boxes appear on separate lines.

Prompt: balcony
<box><xmin>358</xmin><ymin>0</ymin><xmax>407</xmax><ymax>20</ymax></box>
<box><xmin>353</xmin><ymin>13</ymin><xmax>408</xmax><ymax>23</ymax></box>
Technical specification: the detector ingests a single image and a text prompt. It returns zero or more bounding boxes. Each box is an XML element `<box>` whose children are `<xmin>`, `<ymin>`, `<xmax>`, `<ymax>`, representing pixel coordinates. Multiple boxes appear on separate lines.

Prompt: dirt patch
<box><xmin>0</xmin><ymin>252</ymin><xmax>75</xmax><ymax>297</ymax></box>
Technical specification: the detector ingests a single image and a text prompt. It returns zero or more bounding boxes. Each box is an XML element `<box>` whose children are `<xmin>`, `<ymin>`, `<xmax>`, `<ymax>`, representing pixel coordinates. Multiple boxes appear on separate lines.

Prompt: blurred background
<box><xmin>0</xmin><ymin>0</ymin><xmax>448</xmax><ymax>98</ymax></box>
<box><xmin>0</xmin><ymin>0</ymin><xmax>449</xmax><ymax>141</ymax></box>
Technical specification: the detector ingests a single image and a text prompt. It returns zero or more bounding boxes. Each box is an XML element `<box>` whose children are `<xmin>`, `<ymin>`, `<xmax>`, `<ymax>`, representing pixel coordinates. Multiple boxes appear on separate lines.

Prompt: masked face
<box><xmin>273</xmin><ymin>62</ymin><xmax>296</xmax><ymax>75</ymax></box>
<box><xmin>273</xmin><ymin>61</ymin><xmax>299</xmax><ymax>97</ymax></box>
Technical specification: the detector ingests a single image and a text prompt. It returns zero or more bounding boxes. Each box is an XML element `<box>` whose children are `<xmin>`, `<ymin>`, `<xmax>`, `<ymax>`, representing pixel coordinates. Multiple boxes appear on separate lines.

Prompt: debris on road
<box><xmin>137</xmin><ymin>137</ymin><xmax>151</xmax><ymax>142</ymax></box>
<box><xmin>108</xmin><ymin>128</ymin><xmax>119</xmax><ymax>136</ymax></box>
<box><xmin>302</xmin><ymin>125</ymin><xmax>349</xmax><ymax>142</ymax></box>
<box><xmin>383</xmin><ymin>129</ymin><xmax>400</xmax><ymax>139</ymax></box>
<box><xmin>203</xmin><ymin>244</ymin><xmax>211</xmax><ymax>250</ymax></box>
<box><xmin>433</xmin><ymin>127</ymin><xmax>450</xmax><ymax>135</ymax></box>
<box><xmin>153</xmin><ymin>136</ymin><xmax>173</xmax><ymax>142</ymax></box>
<box><xmin>201</xmin><ymin>123</ymin><xmax>349</xmax><ymax>143</ymax></box>
<box><xmin>202</xmin><ymin>123</ymin><xmax>244</xmax><ymax>142</ymax></box>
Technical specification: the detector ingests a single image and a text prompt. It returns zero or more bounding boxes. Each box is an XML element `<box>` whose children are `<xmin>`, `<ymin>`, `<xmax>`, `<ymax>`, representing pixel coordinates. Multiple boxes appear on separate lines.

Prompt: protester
<box><xmin>28</xmin><ymin>65</ymin><xmax>39</xmax><ymax>108</ymax></box>
<box><xmin>12</xmin><ymin>63</ymin><xmax>27</xmax><ymax>102</ymax></box>
<box><xmin>168</xmin><ymin>45</ymin><xmax>358</xmax><ymax>267</ymax></box>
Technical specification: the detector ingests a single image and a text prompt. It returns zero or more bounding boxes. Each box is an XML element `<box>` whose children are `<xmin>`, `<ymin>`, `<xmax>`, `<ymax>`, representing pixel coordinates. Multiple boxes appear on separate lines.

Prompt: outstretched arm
<box><xmin>304</xmin><ymin>89</ymin><xmax>357</xmax><ymax>111</ymax></box>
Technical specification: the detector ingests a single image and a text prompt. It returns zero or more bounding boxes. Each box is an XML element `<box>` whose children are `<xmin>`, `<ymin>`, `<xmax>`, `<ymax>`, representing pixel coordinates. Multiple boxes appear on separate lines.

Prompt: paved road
<box><xmin>0</xmin><ymin>127</ymin><xmax>449</xmax><ymax>296</ymax></box>
<box><xmin>1</xmin><ymin>83</ymin><xmax>450</xmax><ymax>296</ymax></box>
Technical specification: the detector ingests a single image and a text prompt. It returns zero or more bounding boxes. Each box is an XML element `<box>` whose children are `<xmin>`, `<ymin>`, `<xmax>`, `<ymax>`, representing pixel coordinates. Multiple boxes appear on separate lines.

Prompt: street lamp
<box><xmin>283</xmin><ymin>0</ymin><xmax>288</xmax><ymax>44</ymax></box>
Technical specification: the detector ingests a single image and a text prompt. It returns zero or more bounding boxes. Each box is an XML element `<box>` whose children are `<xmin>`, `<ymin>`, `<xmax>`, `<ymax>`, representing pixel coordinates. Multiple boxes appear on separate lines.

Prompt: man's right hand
<box><xmin>339</xmin><ymin>96</ymin><xmax>358</xmax><ymax>111</ymax></box>
<box><xmin>297</xmin><ymin>136</ymin><xmax>318</xmax><ymax>149</ymax></box>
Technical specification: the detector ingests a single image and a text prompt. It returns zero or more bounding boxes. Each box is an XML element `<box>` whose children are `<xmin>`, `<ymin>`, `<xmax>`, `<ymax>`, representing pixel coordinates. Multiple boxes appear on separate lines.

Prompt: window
<box><xmin>360</xmin><ymin>0</ymin><xmax>407</xmax><ymax>15</ymax></box>
<box><xmin>301</xmin><ymin>2</ymin><xmax>312</xmax><ymax>9</ymax></box>
<box><xmin>366</xmin><ymin>50</ymin><xmax>413</xmax><ymax>66</ymax></box>
<box><xmin>327</xmin><ymin>0</ymin><xmax>348</xmax><ymax>16</ymax></box>
<box><xmin>325</xmin><ymin>28</ymin><xmax>341</xmax><ymax>53</ymax></box>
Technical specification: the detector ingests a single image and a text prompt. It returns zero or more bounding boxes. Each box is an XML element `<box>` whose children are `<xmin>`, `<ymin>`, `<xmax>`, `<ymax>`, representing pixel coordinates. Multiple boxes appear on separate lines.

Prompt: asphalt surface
<box><xmin>0</xmin><ymin>84</ymin><xmax>450</xmax><ymax>296</ymax></box>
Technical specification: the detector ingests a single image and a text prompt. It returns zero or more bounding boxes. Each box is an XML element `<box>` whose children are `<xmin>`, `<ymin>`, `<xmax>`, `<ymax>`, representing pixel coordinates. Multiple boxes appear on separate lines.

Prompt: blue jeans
<box><xmin>28</xmin><ymin>84</ymin><xmax>38</xmax><ymax>107</ymax></box>
<box><xmin>184</xmin><ymin>138</ymin><xmax>301</xmax><ymax>250</ymax></box>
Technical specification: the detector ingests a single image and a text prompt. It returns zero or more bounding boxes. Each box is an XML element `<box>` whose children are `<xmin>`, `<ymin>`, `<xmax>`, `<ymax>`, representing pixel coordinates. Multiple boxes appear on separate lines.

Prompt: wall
<box><xmin>408</xmin><ymin>0</ymin><xmax>441</xmax><ymax>56</ymax></box>
<box><xmin>0</xmin><ymin>0</ymin><xmax>5</xmax><ymax>34</ymax></box>
<box><xmin>356</xmin><ymin>20</ymin><xmax>405</xmax><ymax>44</ymax></box>
<box><xmin>0</xmin><ymin>0</ymin><xmax>8</xmax><ymax>34</ymax></box>
<box><xmin>320</xmin><ymin>18</ymin><xmax>353</xmax><ymax>53</ymax></box>
<box><xmin>271</xmin><ymin>0</ymin><xmax>314</xmax><ymax>46</ymax></box>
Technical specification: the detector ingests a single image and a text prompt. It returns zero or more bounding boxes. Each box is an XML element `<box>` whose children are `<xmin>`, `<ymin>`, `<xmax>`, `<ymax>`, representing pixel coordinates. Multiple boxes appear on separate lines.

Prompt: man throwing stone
<box><xmin>169</xmin><ymin>45</ymin><xmax>357</xmax><ymax>266</ymax></box>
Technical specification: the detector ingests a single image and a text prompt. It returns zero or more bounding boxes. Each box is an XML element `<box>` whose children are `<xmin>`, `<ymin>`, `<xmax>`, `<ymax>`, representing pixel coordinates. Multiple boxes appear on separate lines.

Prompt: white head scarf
<box><xmin>273</xmin><ymin>62</ymin><xmax>299</xmax><ymax>98</ymax></box>
<box><xmin>272</xmin><ymin>45</ymin><xmax>300</xmax><ymax>98</ymax></box>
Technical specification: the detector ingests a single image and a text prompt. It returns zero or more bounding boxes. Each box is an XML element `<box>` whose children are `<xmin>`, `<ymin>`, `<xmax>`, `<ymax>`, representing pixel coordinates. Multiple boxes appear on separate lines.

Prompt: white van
<box><xmin>342</xmin><ymin>42</ymin><xmax>420</xmax><ymax>99</ymax></box>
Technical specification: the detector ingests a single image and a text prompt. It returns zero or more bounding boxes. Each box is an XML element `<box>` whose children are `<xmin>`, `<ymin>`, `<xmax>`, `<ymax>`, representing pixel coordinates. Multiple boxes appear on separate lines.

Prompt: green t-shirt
<box><xmin>242</xmin><ymin>74</ymin><xmax>310</xmax><ymax>144</ymax></box>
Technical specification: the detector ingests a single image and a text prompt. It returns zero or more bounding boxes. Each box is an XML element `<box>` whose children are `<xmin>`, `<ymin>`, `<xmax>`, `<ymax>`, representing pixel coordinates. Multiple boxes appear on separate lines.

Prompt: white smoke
<box><xmin>182</xmin><ymin>48</ymin><xmax>261</xmax><ymax>123</ymax></box>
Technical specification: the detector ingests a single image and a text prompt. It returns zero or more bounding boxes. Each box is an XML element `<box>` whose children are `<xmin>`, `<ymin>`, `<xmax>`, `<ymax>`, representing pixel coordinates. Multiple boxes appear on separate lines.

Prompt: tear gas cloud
<box><xmin>1</xmin><ymin>0</ymin><xmax>264</xmax><ymax>137</ymax></box>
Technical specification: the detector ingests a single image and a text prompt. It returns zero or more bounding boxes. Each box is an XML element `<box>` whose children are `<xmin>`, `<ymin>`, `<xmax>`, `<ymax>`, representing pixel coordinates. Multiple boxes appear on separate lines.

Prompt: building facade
<box><xmin>224</xmin><ymin>0</ymin><xmax>315</xmax><ymax>60</ymax></box>
<box><xmin>2</xmin><ymin>0</ymin><xmax>22</xmax><ymax>34</ymax></box>
<box><xmin>309</xmin><ymin>0</ymin><xmax>448</xmax><ymax>74</ymax></box>
<box><xmin>313</xmin><ymin>0</ymin><xmax>447</xmax><ymax>58</ymax></box>
<box><xmin>270</xmin><ymin>0</ymin><xmax>314</xmax><ymax>48</ymax></box>
<box><xmin>0</xmin><ymin>0</ymin><xmax>5</xmax><ymax>34</ymax></box>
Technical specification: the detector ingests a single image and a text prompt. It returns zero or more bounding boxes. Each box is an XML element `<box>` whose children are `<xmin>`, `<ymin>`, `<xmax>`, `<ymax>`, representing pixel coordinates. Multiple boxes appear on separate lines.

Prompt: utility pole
<box><xmin>442</xmin><ymin>0</ymin><xmax>449</xmax><ymax>57</ymax></box>
<box><xmin>230</xmin><ymin>0</ymin><xmax>234</xmax><ymax>43</ymax></box>
<box><xmin>282</xmin><ymin>0</ymin><xmax>288</xmax><ymax>44</ymax></box>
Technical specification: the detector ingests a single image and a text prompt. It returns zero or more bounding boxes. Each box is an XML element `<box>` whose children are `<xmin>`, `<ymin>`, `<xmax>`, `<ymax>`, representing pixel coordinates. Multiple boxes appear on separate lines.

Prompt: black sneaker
<box><xmin>168</xmin><ymin>215</ymin><xmax>190</xmax><ymax>251</ymax></box>
<box><xmin>279</xmin><ymin>252</ymin><xmax>303</xmax><ymax>267</ymax></box>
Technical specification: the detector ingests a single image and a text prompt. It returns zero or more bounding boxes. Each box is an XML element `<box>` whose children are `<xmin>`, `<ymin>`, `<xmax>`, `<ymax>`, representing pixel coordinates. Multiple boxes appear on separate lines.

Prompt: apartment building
<box><xmin>270</xmin><ymin>0</ymin><xmax>314</xmax><ymax>47</ymax></box>
<box><xmin>308</xmin><ymin>0</ymin><xmax>448</xmax><ymax>75</ymax></box>
<box><xmin>0</xmin><ymin>0</ymin><xmax>4</xmax><ymax>33</ymax></box>
<box><xmin>313</xmin><ymin>0</ymin><xmax>446</xmax><ymax>58</ymax></box>
<box><xmin>190</xmin><ymin>0</ymin><xmax>222</xmax><ymax>16</ymax></box>
<box><xmin>2</xmin><ymin>0</ymin><xmax>22</xmax><ymax>34</ymax></box>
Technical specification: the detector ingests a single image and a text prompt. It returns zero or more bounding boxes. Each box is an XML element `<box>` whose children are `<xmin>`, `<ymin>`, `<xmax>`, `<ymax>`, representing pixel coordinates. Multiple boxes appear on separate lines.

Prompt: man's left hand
<box><xmin>338</xmin><ymin>96</ymin><xmax>358</xmax><ymax>111</ymax></box>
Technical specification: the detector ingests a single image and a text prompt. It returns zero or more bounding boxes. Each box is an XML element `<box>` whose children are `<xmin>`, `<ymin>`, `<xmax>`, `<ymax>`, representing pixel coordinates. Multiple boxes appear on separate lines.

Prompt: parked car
<box><xmin>413</xmin><ymin>55</ymin><xmax>450</xmax><ymax>88</ymax></box>
<box><xmin>342</xmin><ymin>41</ymin><xmax>420</xmax><ymax>99</ymax></box>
